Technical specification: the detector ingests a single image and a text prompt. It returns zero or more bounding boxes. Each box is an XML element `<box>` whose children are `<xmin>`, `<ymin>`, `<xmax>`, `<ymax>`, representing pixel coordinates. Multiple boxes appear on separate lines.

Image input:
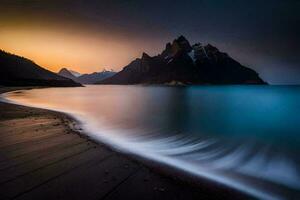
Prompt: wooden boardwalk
<box><xmin>0</xmin><ymin>88</ymin><xmax>249</xmax><ymax>200</ymax></box>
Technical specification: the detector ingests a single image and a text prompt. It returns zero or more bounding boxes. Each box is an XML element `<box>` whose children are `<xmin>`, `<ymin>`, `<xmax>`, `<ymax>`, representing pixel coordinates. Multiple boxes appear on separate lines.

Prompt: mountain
<box><xmin>76</xmin><ymin>69</ymin><xmax>116</xmax><ymax>84</ymax></box>
<box><xmin>98</xmin><ymin>36</ymin><xmax>266</xmax><ymax>85</ymax></box>
<box><xmin>69</xmin><ymin>70</ymin><xmax>81</xmax><ymax>77</ymax></box>
<box><xmin>58</xmin><ymin>68</ymin><xmax>81</xmax><ymax>78</ymax></box>
<box><xmin>58</xmin><ymin>68</ymin><xmax>77</xmax><ymax>81</ymax></box>
<box><xmin>58</xmin><ymin>68</ymin><xmax>116</xmax><ymax>84</ymax></box>
<box><xmin>0</xmin><ymin>50</ymin><xmax>81</xmax><ymax>87</ymax></box>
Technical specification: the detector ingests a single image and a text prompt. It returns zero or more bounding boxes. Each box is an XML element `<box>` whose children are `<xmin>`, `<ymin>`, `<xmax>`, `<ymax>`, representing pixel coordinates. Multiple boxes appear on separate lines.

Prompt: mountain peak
<box><xmin>58</xmin><ymin>68</ymin><xmax>77</xmax><ymax>80</ymax></box>
<box><xmin>98</xmin><ymin>37</ymin><xmax>266</xmax><ymax>85</ymax></box>
<box><xmin>59</xmin><ymin>68</ymin><xmax>69</xmax><ymax>73</ymax></box>
<box><xmin>59</xmin><ymin>68</ymin><xmax>81</xmax><ymax>77</ymax></box>
<box><xmin>172</xmin><ymin>35</ymin><xmax>192</xmax><ymax>53</ymax></box>
<box><xmin>161</xmin><ymin>36</ymin><xmax>193</xmax><ymax>58</ymax></box>
<box><xmin>176</xmin><ymin>35</ymin><xmax>189</xmax><ymax>43</ymax></box>
<box><xmin>142</xmin><ymin>52</ymin><xmax>151</xmax><ymax>60</ymax></box>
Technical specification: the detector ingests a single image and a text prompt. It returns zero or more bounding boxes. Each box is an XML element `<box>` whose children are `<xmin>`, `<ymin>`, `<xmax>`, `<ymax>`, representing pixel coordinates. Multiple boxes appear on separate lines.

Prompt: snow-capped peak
<box><xmin>188</xmin><ymin>50</ymin><xmax>196</xmax><ymax>63</ymax></box>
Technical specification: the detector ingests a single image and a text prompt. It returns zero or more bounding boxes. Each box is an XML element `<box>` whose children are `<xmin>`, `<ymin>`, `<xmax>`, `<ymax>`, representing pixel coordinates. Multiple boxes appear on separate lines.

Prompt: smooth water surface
<box><xmin>2</xmin><ymin>85</ymin><xmax>300</xmax><ymax>200</ymax></box>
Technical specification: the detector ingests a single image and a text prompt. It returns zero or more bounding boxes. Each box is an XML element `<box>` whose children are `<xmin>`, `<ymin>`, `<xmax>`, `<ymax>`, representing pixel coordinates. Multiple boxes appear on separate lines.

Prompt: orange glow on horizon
<box><xmin>0</xmin><ymin>25</ymin><xmax>149</xmax><ymax>74</ymax></box>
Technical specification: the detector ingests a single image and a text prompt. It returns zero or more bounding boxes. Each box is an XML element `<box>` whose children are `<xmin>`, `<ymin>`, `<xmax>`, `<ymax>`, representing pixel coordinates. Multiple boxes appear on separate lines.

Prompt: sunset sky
<box><xmin>0</xmin><ymin>0</ymin><xmax>299</xmax><ymax>84</ymax></box>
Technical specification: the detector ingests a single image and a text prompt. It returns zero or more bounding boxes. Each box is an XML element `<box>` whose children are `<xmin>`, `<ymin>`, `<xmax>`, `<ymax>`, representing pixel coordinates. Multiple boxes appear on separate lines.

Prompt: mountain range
<box><xmin>98</xmin><ymin>36</ymin><xmax>266</xmax><ymax>85</ymax></box>
<box><xmin>0</xmin><ymin>36</ymin><xmax>266</xmax><ymax>87</ymax></box>
<box><xmin>0</xmin><ymin>50</ymin><xmax>81</xmax><ymax>87</ymax></box>
<box><xmin>58</xmin><ymin>68</ymin><xmax>116</xmax><ymax>84</ymax></box>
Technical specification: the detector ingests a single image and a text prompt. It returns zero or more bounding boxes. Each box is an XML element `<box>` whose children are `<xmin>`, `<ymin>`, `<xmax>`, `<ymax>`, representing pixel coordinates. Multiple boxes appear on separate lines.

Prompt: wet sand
<box><xmin>0</xmin><ymin>87</ymin><xmax>252</xmax><ymax>200</ymax></box>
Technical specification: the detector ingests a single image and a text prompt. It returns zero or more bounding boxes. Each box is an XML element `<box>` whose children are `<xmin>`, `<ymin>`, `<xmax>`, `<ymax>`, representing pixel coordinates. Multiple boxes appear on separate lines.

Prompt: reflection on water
<box><xmin>2</xmin><ymin>85</ymin><xmax>300</xmax><ymax>200</ymax></box>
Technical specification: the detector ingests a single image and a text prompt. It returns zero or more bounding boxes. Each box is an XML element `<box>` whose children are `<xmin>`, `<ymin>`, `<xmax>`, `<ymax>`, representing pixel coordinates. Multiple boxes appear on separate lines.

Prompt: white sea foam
<box><xmin>1</xmin><ymin>85</ymin><xmax>300</xmax><ymax>200</ymax></box>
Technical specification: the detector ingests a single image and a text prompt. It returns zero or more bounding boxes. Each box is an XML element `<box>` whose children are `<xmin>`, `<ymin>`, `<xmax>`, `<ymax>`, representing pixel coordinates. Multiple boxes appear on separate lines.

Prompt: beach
<box><xmin>0</xmin><ymin>87</ymin><xmax>251</xmax><ymax>200</ymax></box>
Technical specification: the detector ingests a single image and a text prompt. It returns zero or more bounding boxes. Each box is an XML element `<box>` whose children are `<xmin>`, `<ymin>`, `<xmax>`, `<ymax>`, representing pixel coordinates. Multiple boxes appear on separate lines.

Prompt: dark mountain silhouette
<box><xmin>98</xmin><ymin>36</ymin><xmax>266</xmax><ymax>85</ymax></box>
<box><xmin>58</xmin><ymin>68</ymin><xmax>77</xmax><ymax>81</ymax></box>
<box><xmin>58</xmin><ymin>68</ymin><xmax>116</xmax><ymax>84</ymax></box>
<box><xmin>0</xmin><ymin>50</ymin><xmax>81</xmax><ymax>87</ymax></box>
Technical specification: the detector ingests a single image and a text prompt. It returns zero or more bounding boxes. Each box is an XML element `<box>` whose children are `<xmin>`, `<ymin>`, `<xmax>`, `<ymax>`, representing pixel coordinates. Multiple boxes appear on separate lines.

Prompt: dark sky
<box><xmin>0</xmin><ymin>0</ymin><xmax>299</xmax><ymax>84</ymax></box>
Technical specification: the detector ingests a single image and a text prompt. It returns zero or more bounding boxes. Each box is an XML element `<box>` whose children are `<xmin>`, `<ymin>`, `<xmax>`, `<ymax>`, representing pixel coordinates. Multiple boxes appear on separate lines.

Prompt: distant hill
<box><xmin>58</xmin><ymin>68</ymin><xmax>78</xmax><ymax>81</ymax></box>
<box><xmin>58</xmin><ymin>68</ymin><xmax>116</xmax><ymax>84</ymax></box>
<box><xmin>98</xmin><ymin>36</ymin><xmax>266</xmax><ymax>85</ymax></box>
<box><xmin>76</xmin><ymin>70</ymin><xmax>116</xmax><ymax>84</ymax></box>
<box><xmin>69</xmin><ymin>70</ymin><xmax>81</xmax><ymax>77</ymax></box>
<box><xmin>0</xmin><ymin>50</ymin><xmax>81</xmax><ymax>87</ymax></box>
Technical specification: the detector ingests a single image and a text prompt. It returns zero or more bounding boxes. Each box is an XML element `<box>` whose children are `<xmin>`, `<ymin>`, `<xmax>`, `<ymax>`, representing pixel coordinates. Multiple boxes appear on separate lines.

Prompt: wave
<box><xmin>2</xmin><ymin>86</ymin><xmax>300</xmax><ymax>200</ymax></box>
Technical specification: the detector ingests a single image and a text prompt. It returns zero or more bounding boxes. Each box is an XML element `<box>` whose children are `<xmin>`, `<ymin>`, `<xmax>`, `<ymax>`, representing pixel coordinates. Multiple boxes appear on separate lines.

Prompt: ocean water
<box><xmin>2</xmin><ymin>85</ymin><xmax>300</xmax><ymax>200</ymax></box>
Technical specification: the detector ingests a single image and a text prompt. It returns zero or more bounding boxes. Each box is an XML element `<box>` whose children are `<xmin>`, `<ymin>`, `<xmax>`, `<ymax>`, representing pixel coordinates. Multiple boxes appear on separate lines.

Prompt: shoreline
<box><xmin>0</xmin><ymin>87</ymin><xmax>252</xmax><ymax>200</ymax></box>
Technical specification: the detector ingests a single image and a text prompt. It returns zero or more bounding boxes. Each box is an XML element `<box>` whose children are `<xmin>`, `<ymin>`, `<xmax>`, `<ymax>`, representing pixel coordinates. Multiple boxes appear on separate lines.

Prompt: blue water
<box><xmin>2</xmin><ymin>85</ymin><xmax>300</xmax><ymax>200</ymax></box>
